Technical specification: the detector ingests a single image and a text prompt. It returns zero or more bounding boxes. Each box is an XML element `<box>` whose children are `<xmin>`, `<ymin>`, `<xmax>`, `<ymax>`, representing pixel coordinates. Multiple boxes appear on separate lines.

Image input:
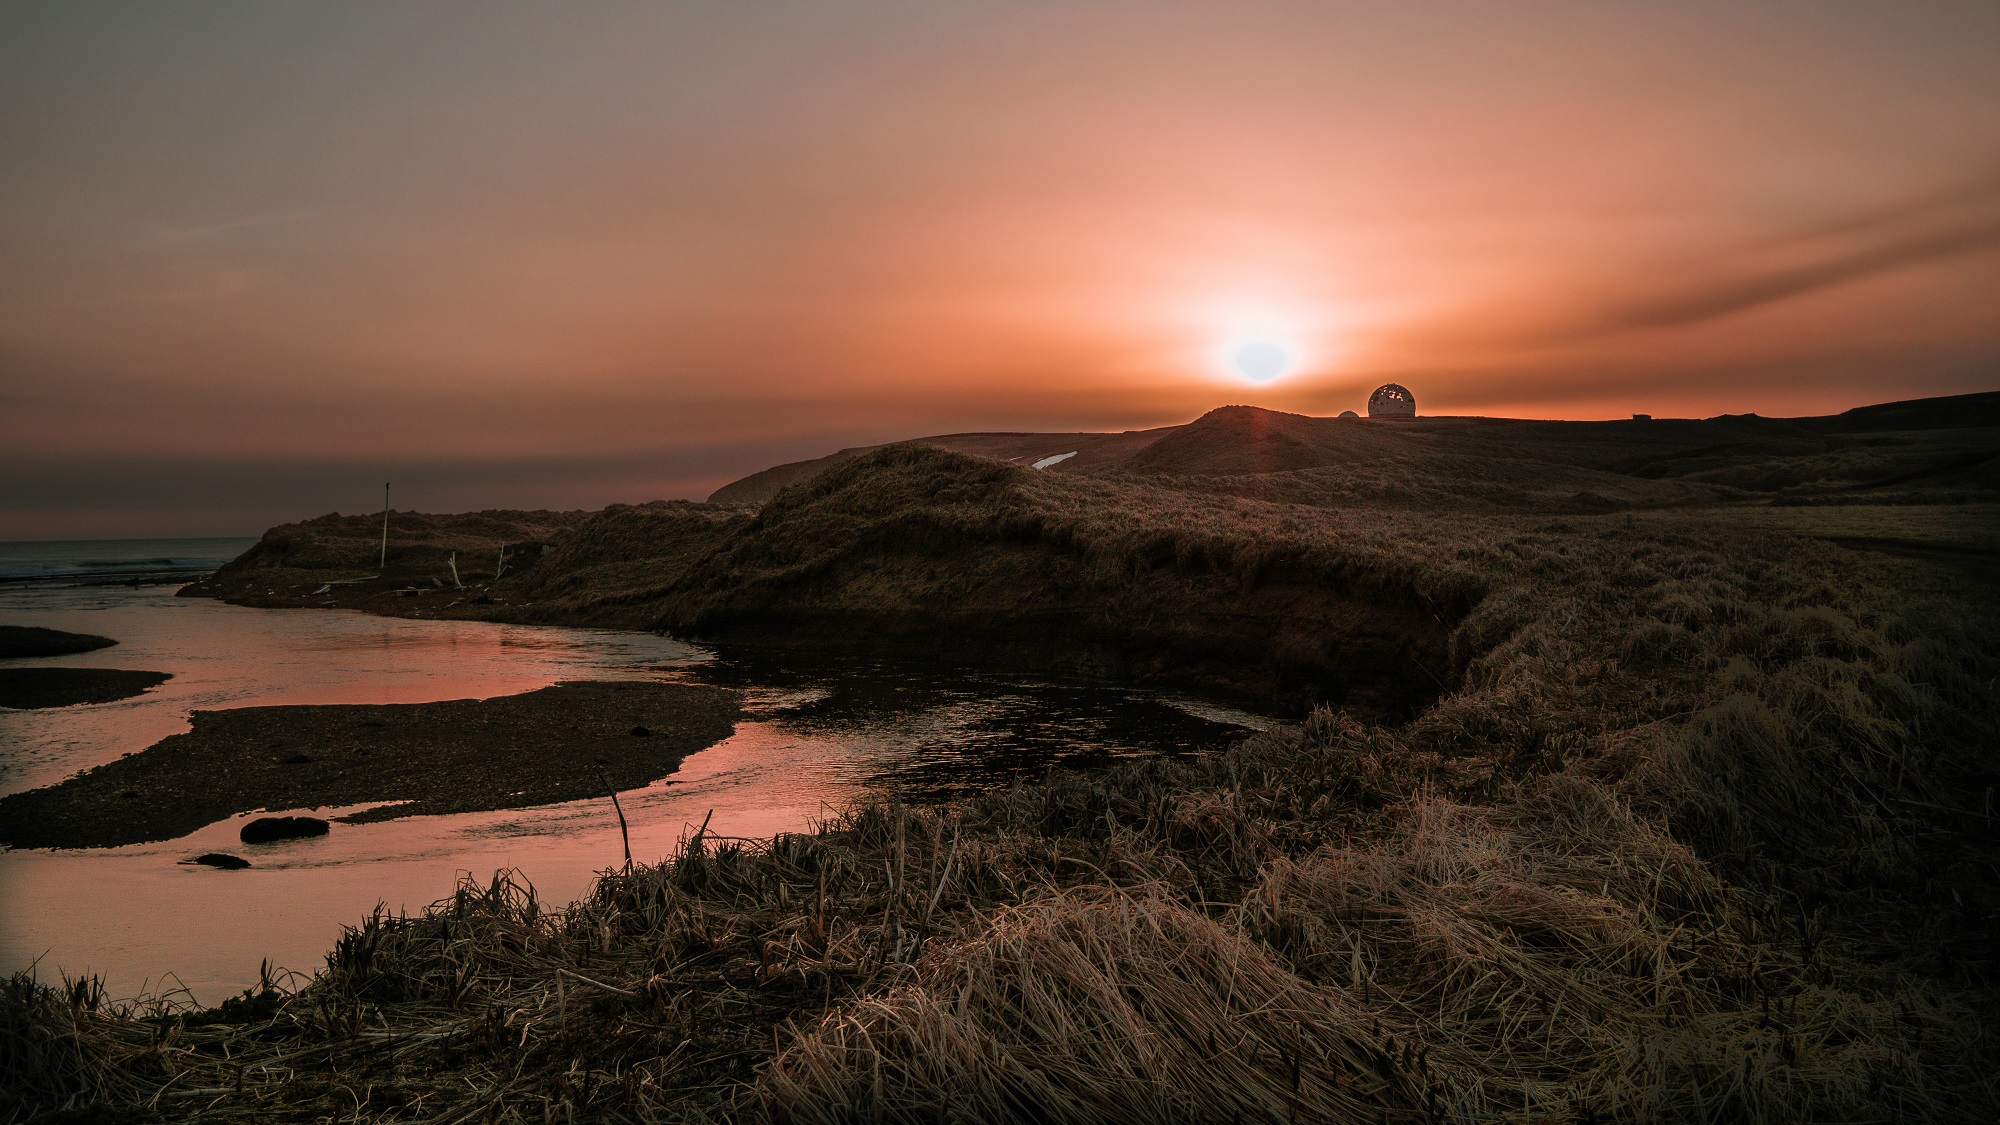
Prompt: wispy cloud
<box><xmin>1589</xmin><ymin>173</ymin><xmax>2000</xmax><ymax>333</ymax></box>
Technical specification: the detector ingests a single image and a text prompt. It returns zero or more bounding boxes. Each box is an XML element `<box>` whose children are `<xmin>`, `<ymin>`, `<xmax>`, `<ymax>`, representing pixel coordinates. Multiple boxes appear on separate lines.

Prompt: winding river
<box><xmin>0</xmin><ymin>544</ymin><xmax>1269</xmax><ymax>1004</ymax></box>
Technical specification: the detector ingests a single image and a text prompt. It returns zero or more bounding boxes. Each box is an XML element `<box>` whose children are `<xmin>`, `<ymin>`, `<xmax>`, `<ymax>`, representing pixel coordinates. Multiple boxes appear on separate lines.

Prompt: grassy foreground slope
<box><xmin>15</xmin><ymin>402</ymin><xmax>1995</xmax><ymax>1121</ymax></box>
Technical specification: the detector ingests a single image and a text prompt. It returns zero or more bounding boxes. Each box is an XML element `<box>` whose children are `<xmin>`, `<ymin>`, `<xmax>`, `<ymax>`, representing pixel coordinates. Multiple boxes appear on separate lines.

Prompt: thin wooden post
<box><xmin>378</xmin><ymin>483</ymin><xmax>390</xmax><ymax>571</ymax></box>
<box><xmin>596</xmin><ymin>766</ymin><xmax>633</xmax><ymax>872</ymax></box>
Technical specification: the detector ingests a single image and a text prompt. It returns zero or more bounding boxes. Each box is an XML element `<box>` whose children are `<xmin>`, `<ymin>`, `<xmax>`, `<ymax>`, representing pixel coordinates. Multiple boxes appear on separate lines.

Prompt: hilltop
<box><xmin>709</xmin><ymin>391</ymin><xmax>2000</xmax><ymax>510</ymax></box>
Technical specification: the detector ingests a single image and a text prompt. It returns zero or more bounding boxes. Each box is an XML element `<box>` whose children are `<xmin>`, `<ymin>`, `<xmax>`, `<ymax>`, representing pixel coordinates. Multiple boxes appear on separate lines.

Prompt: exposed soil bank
<box><xmin>0</xmin><ymin>681</ymin><xmax>740</xmax><ymax>849</ymax></box>
<box><xmin>0</xmin><ymin>668</ymin><xmax>170</xmax><ymax>710</ymax></box>
<box><xmin>656</xmin><ymin>447</ymin><xmax>1471</xmax><ymax>719</ymax></box>
<box><xmin>185</xmin><ymin>452</ymin><xmax>1468</xmax><ymax>719</ymax></box>
<box><xmin>0</xmin><ymin>625</ymin><xmax>116</xmax><ymax>658</ymax></box>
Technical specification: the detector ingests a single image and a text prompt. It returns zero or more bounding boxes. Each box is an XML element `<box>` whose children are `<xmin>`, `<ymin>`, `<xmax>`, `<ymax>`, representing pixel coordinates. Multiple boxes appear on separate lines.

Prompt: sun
<box><xmin>1232</xmin><ymin>340</ymin><xmax>1290</xmax><ymax>383</ymax></box>
<box><xmin>1211</xmin><ymin>311</ymin><xmax>1307</xmax><ymax>384</ymax></box>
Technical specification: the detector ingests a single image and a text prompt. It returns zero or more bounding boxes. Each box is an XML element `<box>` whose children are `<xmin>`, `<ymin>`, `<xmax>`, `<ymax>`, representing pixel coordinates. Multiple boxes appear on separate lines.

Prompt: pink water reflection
<box><xmin>2</xmin><ymin>584</ymin><xmax>1262</xmax><ymax>1004</ymax></box>
<box><xmin>0</xmin><ymin>585</ymin><xmax>706</xmax><ymax>795</ymax></box>
<box><xmin>1</xmin><ymin>719</ymin><xmax>860</xmax><ymax>1004</ymax></box>
<box><xmin>2</xmin><ymin>584</ymin><xmax>730</xmax><ymax>1001</ymax></box>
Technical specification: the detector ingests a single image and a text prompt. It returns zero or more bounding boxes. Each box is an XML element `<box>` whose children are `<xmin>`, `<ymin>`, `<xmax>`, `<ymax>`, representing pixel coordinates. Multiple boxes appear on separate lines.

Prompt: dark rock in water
<box><xmin>0</xmin><ymin>668</ymin><xmax>172</xmax><ymax>709</ymax></box>
<box><xmin>240</xmin><ymin>815</ymin><xmax>330</xmax><ymax>844</ymax></box>
<box><xmin>186</xmin><ymin>853</ymin><xmax>251</xmax><ymax>869</ymax></box>
<box><xmin>629</xmin><ymin>725</ymin><xmax>652</xmax><ymax>737</ymax></box>
<box><xmin>0</xmin><ymin>625</ymin><xmax>117</xmax><ymax>658</ymax></box>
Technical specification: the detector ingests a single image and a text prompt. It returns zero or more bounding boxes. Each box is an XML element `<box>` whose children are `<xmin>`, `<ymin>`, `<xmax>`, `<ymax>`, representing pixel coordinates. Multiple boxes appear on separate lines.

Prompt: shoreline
<box><xmin>0</xmin><ymin>680</ymin><xmax>741</xmax><ymax>850</ymax></box>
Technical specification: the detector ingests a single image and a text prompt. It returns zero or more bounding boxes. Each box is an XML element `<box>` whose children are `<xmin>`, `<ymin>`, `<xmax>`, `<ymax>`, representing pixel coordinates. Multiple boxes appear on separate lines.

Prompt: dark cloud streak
<box><xmin>1595</xmin><ymin>176</ymin><xmax>2000</xmax><ymax>332</ymax></box>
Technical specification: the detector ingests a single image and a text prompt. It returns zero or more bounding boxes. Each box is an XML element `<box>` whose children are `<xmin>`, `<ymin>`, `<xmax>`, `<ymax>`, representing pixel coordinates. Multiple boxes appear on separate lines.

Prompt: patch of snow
<box><xmin>1031</xmin><ymin>451</ymin><xmax>1078</xmax><ymax>470</ymax></box>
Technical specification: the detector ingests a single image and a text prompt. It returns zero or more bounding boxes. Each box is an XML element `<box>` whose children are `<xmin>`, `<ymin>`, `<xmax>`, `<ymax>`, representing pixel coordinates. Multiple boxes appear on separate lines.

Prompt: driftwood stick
<box><xmin>596</xmin><ymin>766</ymin><xmax>633</xmax><ymax>872</ymax></box>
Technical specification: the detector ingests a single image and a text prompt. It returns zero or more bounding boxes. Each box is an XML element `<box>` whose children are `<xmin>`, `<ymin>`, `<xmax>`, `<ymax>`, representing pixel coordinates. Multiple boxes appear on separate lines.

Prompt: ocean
<box><xmin>0</xmin><ymin>537</ymin><xmax>259</xmax><ymax>584</ymax></box>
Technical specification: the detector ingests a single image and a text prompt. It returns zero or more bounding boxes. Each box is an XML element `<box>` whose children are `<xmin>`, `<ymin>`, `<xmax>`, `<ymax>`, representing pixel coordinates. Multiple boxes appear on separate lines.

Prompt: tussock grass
<box><xmin>7</xmin><ymin>453</ymin><xmax>1997</xmax><ymax>1122</ymax></box>
<box><xmin>763</xmin><ymin>887</ymin><xmax>1447</xmax><ymax>1123</ymax></box>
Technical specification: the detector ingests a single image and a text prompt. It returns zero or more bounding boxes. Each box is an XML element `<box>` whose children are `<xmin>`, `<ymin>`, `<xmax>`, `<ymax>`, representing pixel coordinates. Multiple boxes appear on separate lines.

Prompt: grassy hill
<box><xmin>713</xmin><ymin>391</ymin><xmax>2000</xmax><ymax>512</ymax></box>
<box><xmin>42</xmin><ymin>392</ymin><xmax>1991</xmax><ymax>1122</ymax></box>
<box><xmin>707</xmin><ymin>426</ymin><xmax>1176</xmax><ymax>506</ymax></box>
<box><xmin>183</xmin><ymin>392</ymin><xmax>2000</xmax><ymax>710</ymax></box>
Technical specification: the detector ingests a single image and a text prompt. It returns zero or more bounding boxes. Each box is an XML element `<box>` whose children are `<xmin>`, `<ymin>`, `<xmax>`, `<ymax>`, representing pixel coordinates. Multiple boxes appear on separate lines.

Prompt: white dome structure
<box><xmin>1367</xmin><ymin>383</ymin><xmax>1416</xmax><ymax>418</ymax></box>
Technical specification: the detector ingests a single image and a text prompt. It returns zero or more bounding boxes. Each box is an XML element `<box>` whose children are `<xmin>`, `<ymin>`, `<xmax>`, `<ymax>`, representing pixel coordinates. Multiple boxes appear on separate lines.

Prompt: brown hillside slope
<box><xmin>491</xmin><ymin>502</ymin><xmax>752</xmax><ymax>625</ymax></box>
<box><xmin>184</xmin><ymin>394</ymin><xmax>1999</xmax><ymax>707</ymax></box>
<box><xmin>182</xmin><ymin>507</ymin><xmax>589</xmax><ymax>605</ymax></box>
<box><xmin>1118</xmin><ymin>404</ymin><xmax>1408</xmax><ymax>474</ymax></box>
<box><xmin>708</xmin><ymin>427</ymin><xmax>1173</xmax><ymax>506</ymax></box>
<box><xmin>659</xmin><ymin>445</ymin><xmax>1481</xmax><ymax>717</ymax></box>
<box><xmin>711</xmin><ymin>392</ymin><xmax>2000</xmax><ymax>512</ymax></box>
<box><xmin>180</xmin><ymin>503</ymin><xmax>750</xmax><ymax>624</ymax></box>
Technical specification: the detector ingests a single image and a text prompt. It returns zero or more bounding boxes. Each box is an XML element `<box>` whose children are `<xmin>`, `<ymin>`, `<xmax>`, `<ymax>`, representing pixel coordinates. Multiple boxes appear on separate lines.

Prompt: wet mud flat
<box><xmin>0</xmin><ymin>625</ymin><xmax>118</xmax><ymax>658</ymax></box>
<box><xmin>0</xmin><ymin>667</ymin><xmax>172</xmax><ymax>709</ymax></box>
<box><xmin>0</xmin><ymin>680</ymin><xmax>741</xmax><ymax>849</ymax></box>
<box><xmin>0</xmin><ymin>624</ymin><xmax>166</xmax><ymax>707</ymax></box>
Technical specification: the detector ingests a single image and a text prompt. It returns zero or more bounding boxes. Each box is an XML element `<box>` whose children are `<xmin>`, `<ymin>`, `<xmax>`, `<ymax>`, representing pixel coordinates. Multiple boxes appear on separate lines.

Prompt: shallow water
<box><xmin>1</xmin><ymin>575</ymin><xmax>1268</xmax><ymax>1003</ymax></box>
<box><xmin>0</xmin><ymin>536</ymin><xmax>255</xmax><ymax>583</ymax></box>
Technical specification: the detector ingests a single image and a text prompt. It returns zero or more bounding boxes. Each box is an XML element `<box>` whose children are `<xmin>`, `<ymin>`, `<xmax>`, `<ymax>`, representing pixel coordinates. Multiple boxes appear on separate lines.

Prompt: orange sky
<box><xmin>2</xmin><ymin>2</ymin><xmax>1997</xmax><ymax>537</ymax></box>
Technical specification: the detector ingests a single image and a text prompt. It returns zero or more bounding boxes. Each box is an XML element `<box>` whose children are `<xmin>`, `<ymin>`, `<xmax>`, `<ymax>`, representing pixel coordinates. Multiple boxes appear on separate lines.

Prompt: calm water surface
<box><xmin>1</xmin><ymin>553</ymin><xmax>1269</xmax><ymax>1003</ymax></box>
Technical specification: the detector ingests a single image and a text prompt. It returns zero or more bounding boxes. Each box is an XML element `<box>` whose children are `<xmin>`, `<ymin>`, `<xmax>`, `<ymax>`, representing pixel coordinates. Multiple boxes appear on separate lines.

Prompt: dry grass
<box><xmin>8</xmin><ymin>450</ymin><xmax>1997</xmax><ymax>1122</ymax></box>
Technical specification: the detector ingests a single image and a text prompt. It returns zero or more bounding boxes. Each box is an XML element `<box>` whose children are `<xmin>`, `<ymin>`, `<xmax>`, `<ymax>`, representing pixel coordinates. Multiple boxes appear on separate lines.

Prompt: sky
<box><xmin>2</xmin><ymin>2</ymin><xmax>1997</xmax><ymax>538</ymax></box>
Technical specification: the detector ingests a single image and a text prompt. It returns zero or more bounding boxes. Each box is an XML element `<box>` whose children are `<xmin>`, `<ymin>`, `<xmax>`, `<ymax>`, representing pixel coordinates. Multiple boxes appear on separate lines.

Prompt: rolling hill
<box><xmin>709</xmin><ymin>391</ymin><xmax>2000</xmax><ymax>512</ymax></box>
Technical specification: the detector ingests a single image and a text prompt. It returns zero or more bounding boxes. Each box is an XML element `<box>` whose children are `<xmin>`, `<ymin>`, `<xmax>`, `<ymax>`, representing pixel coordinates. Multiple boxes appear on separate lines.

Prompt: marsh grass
<box><xmin>8</xmin><ymin>453</ymin><xmax>1996</xmax><ymax>1122</ymax></box>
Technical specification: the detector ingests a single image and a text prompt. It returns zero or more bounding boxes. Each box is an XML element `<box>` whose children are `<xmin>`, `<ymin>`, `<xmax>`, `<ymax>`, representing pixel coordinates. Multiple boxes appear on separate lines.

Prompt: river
<box><xmin>0</xmin><ymin>540</ymin><xmax>1270</xmax><ymax>1004</ymax></box>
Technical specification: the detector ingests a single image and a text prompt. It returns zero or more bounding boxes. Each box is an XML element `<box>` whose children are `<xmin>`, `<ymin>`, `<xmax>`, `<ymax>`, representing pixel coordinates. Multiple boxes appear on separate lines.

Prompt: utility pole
<box><xmin>379</xmin><ymin>482</ymin><xmax>390</xmax><ymax>571</ymax></box>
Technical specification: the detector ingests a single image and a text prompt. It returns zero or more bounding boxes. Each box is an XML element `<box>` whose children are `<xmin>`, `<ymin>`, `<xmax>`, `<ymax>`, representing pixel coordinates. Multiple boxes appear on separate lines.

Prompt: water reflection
<box><xmin>681</xmin><ymin>646</ymin><xmax>1272</xmax><ymax>801</ymax></box>
<box><xmin>1</xmin><ymin>584</ymin><xmax>1271</xmax><ymax>1003</ymax></box>
<box><xmin>0</xmin><ymin>584</ymin><xmax>705</xmax><ymax>795</ymax></box>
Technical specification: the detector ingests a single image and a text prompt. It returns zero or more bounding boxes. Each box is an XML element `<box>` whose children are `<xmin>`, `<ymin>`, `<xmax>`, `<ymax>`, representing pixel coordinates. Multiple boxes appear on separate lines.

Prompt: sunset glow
<box><xmin>1</xmin><ymin>2</ymin><xmax>1996</xmax><ymax>536</ymax></box>
<box><xmin>1209</xmin><ymin>305</ymin><xmax>1314</xmax><ymax>386</ymax></box>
